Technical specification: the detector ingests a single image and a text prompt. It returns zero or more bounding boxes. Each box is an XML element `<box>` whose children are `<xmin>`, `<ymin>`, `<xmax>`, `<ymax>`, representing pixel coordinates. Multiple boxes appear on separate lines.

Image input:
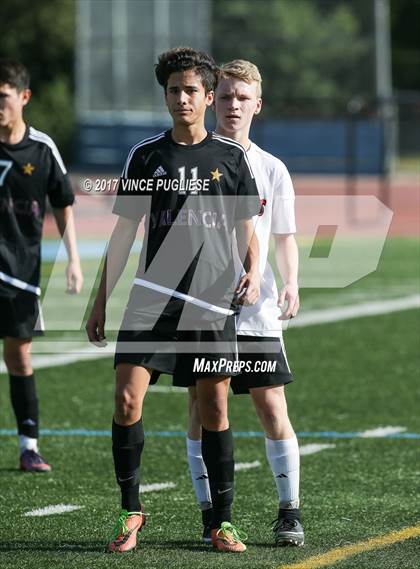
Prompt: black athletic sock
<box><xmin>9</xmin><ymin>374</ymin><xmax>39</xmax><ymax>438</ymax></box>
<box><xmin>279</xmin><ymin>507</ymin><xmax>301</xmax><ymax>522</ymax></box>
<box><xmin>112</xmin><ymin>419</ymin><xmax>144</xmax><ymax>512</ymax></box>
<box><xmin>202</xmin><ymin>507</ymin><xmax>213</xmax><ymax>527</ymax></box>
<box><xmin>202</xmin><ymin>427</ymin><xmax>234</xmax><ymax>529</ymax></box>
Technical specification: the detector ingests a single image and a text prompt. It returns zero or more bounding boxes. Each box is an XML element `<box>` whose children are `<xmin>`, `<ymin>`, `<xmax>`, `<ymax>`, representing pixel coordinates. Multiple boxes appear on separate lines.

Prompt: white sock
<box><xmin>265</xmin><ymin>435</ymin><xmax>300</xmax><ymax>509</ymax></box>
<box><xmin>186</xmin><ymin>438</ymin><xmax>212</xmax><ymax>509</ymax></box>
<box><xmin>19</xmin><ymin>435</ymin><xmax>38</xmax><ymax>454</ymax></box>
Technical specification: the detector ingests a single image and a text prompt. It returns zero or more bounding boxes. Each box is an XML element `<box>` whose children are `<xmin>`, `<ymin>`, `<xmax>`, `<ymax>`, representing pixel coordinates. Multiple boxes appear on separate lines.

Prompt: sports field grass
<box><xmin>0</xmin><ymin>237</ymin><xmax>419</xmax><ymax>568</ymax></box>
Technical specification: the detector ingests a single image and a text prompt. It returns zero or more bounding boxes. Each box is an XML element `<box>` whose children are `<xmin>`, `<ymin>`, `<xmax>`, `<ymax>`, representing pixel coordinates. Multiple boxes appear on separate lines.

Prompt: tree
<box><xmin>391</xmin><ymin>0</ymin><xmax>420</xmax><ymax>91</ymax></box>
<box><xmin>0</xmin><ymin>0</ymin><xmax>75</xmax><ymax>160</ymax></box>
<box><xmin>212</xmin><ymin>0</ymin><xmax>372</xmax><ymax>117</ymax></box>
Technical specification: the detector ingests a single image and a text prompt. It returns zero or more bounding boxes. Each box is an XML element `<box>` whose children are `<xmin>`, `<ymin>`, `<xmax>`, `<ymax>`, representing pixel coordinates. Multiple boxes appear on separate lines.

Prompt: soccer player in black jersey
<box><xmin>0</xmin><ymin>59</ymin><xmax>83</xmax><ymax>472</ymax></box>
<box><xmin>86</xmin><ymin>47</ymin><xmax>260</xmax><ymax>553</ymax></box>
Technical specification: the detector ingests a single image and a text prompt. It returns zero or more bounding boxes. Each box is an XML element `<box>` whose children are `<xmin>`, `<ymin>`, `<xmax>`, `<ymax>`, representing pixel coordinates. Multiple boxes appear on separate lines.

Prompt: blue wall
<box><xmin>75</xmin><ymin>118</ymin><xmax>385</xmax><ymax>174</ymax></box>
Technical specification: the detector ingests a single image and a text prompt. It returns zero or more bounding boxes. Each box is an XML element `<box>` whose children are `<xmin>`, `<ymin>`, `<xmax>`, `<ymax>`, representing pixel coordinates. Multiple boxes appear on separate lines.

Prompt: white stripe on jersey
<box><xmin>0</xmin><ymin>271</ymin><xmax>41</xmax><ymax>296</ymax></box>
<box><xmin>122</xmin><ymin>132</ymin><xmax>166</xmax><ymax>178</ymax></box>
<box><xmin>133</xmin><ymin>277</ymin><xmax>235</xmax><ymax>316</ymax></box>
<box><xmin>212</xmin><ymin>133</ymin><xmax>255</xmax><ymax>179</ymax></box>
<box><xmin>28</xmin><ymin>127</ymin><xmax>67</xmax><ymax>174</ymax></box>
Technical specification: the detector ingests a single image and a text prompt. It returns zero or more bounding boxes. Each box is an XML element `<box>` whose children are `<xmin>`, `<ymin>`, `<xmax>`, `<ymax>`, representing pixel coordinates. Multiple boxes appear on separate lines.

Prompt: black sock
<box><xmin>9</xmin><ymin>374</ymin><xmax>39</xmax><ymax>438</ymax></box>
<box><xmin>202</xmin><ymin>427</ymin><xmax>234</xmax><ymax>529</ymax></box>
<box><xmin>202</xmin><ymin>507</ymin><xmax>213</xmax><ymax>527</ymax></box>
<box><xmin>112</xmin><ymin>419</ymin><xmax>144</xmax><ymax>512</ymax></box>
<box><xmin>279</xmin><ymin>507</ymin><xmax>301</xmax><ymax>522</ymax></box>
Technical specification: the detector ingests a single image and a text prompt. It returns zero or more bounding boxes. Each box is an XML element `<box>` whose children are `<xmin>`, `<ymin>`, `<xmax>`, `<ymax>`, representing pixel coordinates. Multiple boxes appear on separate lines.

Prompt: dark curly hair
<box><xmin>155</xmin><ymin>47</ymin><xmax>217</xmax><ymax>93</ymax></box>
<box><xmin>0</xmin><ymin>58</ymin><xmax>30</xmax><ymax>91</ymax></box>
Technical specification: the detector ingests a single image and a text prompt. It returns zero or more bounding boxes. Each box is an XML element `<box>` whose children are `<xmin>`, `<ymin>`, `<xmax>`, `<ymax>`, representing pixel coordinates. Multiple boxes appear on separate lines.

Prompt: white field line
<box><xmin>27</xmin><ymin>350</ymin><xmax>109</xmax><ymax>370</ymax></box>
<box><xmin>23</xmin><ymin>446</ymin><xmax>335</xmax><ymax>517</ymax></box>
<box><xmin>235</xmin><ymin>460</ymin><xmax>261</xmax><ymax>471</ymax></box>
<box><xmin>148</xmin><ymin>385</ymin><xmax>186</xmax><ymax>393</ymax></box>
<box><xmin>23</xmin><ymin>504</ymin><xmax>84</xmax><ymax>517</ymax></box>
<box><xmin>300</xmin><ymin>443</ymin><xmax>336</xmax><ymax>455</ymax></box>
<box><xmin>290</xmin><ymin>294</ymin><xmax>420</xmax><ymax>328</ymax></box>
<box><xmin>15</xmin><ymin>294</ymin><xmax>419</xmax><ymax>372</ymax></box>
<box><xmin>38</xmin><ymin>293</ymin><xmax>420</xmax><ymax>328</ymax></box>
<box><xmin>359</xmin><ymin>426</ymin><xmax>407</xmax><ymax>438</ymax></box>
<box><xmin>140</xmin><ymin>482</ymin><xmax>176</xmax><ymax>493</ymax></box>
<box><xmin>235</xmin><ymin>445</ymin><xmax>334</xmax><ymax>470</ymax></box>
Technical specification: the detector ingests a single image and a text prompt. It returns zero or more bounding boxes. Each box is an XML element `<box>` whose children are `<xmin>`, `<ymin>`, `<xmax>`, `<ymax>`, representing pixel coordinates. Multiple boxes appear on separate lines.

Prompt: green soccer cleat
<box><xmin>211</xmin><ymin>521</ymin><xmax>247</xmax><ymax>553</ymax></box>
<box><xmin>107</xmin><ymin>508</ymin><xmax>146</xmax><ymax>553</ymax></box>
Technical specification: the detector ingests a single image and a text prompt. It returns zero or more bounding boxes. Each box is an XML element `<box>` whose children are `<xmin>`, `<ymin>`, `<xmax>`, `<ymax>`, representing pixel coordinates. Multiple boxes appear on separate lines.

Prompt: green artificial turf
<box><xmin>1</xmin><ymin>308</ymin><xmax>419</xmax><ymax>568</ymax></box>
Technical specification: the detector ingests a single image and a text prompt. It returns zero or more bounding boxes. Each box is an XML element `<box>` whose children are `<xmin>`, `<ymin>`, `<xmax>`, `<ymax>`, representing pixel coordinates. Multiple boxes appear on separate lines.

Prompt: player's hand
<box><xmin>235</xmin><ymin>270</ymin><xmax>260</xmax><ymax>306</ymax></box>
<box><xmin>66</xmin><ymin>260</ymin><xmax>83</xmax><ymax>294</ymax></box>
<box><xmin>86</xmin><ymin>301</ymin><xmax>107</xmax><ymax>346</ymax></box>
<box><xmin>278</xmin><ymin>283</ymin><xmax>300</xmax><ymax>320</ymax></box>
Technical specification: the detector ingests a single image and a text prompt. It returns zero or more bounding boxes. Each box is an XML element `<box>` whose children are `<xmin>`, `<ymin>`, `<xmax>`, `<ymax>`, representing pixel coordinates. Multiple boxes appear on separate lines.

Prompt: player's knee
<box><xmin>254</xmin><ymin>388</ymin><xmax>287</xmax><ymax>417</ymax></box>
<box><xmin>4</xmin><ymin>352</ymin><xmax>32</xmax><ymax>376</ymax></box>
<box><xmin>200</xmin><ymin>396</ymin><xmax>228</xmax><ymax>430</ymax></box>
<box><xmin>114</xmin><ymin>387</ymin><xmax>140</xmax><ymax>421</ymax></box>
<box><xmin>206</xmin><ymin>395</ymin><xmax>226</xmax><ymax>417</ymax></box>
<box><xmin>255</xmin><ymin>394</ymin><xmax>289</xmax><ymax>425</ymax></box>
<box><xmin>257</xmin><ymin>405</ymin><xmax>280</xmax><ymax>427</ymax></box>
<box><xmin>4</xmin><ymin>339</ymin><xmax>32</xmax><ymax>374</ymax></box>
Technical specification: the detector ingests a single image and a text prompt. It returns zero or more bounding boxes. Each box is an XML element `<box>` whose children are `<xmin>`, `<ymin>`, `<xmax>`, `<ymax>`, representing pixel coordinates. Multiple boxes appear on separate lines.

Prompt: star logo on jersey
<box><xmin>210</xmin><ymin>167</ymin><xmax>223</xmax><ymax>182</ymax></box>
<box><xmin>22</xmin><ymin>163</ymin><xmax>35</xmax><ymax>175</ymax></box>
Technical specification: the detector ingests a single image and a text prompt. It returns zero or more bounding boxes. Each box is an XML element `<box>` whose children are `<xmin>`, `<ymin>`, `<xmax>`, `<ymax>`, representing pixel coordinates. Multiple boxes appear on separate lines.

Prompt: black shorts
<box><xmin>229</xmin><ymin>335</ymin><xmax>293</xmax><ymax>395</ymax></box>
<box><xmin>114</xmin><ymin>312</ymin><xmax>238</xmax><ymax>384</ymax></box>
<box><xmin>0</xmin><ymin>292</ymin><xmax>44</xmax><ymax>339</ymax></box>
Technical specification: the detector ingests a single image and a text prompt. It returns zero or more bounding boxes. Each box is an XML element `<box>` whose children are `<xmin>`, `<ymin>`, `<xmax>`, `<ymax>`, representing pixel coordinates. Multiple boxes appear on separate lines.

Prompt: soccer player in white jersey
<box><xmin>186</xmin><ymin>60</ymin><xmax>304</xmax><ymax>547</ymax></box>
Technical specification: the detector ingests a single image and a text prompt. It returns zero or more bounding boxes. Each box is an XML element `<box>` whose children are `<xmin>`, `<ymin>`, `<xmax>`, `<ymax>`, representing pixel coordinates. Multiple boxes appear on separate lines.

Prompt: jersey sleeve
<box><xmin>235</xmin><ymin>151</ymin><xmax>261</xmax><ymax>221</ymax></box>
<box><xmin>271</xmin><ymin>163</ymin><xmax>296</xmax><ymax>234</ymax></box>
<box><xmin>46</xmin><ymin>144</ymin><xmax>74</xmax><ymax>208</ymax></box>
<box><xmin>112</xmin><ymin>149</ymin><xmax>148</xmax><ymax>221</ymax></box>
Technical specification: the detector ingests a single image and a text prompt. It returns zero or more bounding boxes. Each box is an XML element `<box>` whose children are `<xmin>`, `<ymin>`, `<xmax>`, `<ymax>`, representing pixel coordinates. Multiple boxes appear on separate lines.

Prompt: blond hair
<box><xmin>218</xmin><ymin>59</ymin><xmax>262</xmax><ymax>97</ymax></box>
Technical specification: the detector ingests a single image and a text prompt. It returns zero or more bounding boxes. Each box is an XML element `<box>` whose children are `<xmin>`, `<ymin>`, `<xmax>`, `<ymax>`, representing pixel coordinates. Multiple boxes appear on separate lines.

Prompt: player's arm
<box><xmin>52</xmin><ymin>206</ymin><xmax>83</xmax><ymax>294</ymax></box>
<box><xmin>46</xmin><ymin>140</ymin><xmax>83</xmax><ymax>294</ymax></box>
<box><xmin>86</xmin><ymin>216</ymin><xmax>138</xmax><ymax>344</ymax></box>
<box><xmin>234</xmin><ymin>150</ymin><xmax>261</xmax><ymax>306</ymax></box>
<box><xmin>235</xmin><ymin>218</ymin><xmax>260</xmax><ymax>306</ymax></box>
<box><xmin>86</xmin><ymin>148</ymin><xmax>146</xmax><ymax>344</ymax></box>
<box><xmin>274</xmin><ymin>233</ymin><xmax>299</xmax><ymax>319</ymax></box>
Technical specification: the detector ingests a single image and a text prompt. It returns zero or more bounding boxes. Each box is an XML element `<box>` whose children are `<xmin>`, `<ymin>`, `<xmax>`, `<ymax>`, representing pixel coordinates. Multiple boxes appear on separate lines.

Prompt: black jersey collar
<box><xmin>1</xmin><ymin>124</ymin><xmax>30</xmax><ymax>149</ymax></box>
<box><xmin>165</xmin><ymin>129</ymin><xmax>212</xmax><ymax>150</ymax></box>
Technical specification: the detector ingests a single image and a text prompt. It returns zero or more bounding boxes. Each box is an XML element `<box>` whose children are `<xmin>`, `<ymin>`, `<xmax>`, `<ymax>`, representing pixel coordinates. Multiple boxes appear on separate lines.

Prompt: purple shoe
<box><xmin>20</xmin><ymin>449</ymin><xmax>52</xmax><ymax>472</ymax></box>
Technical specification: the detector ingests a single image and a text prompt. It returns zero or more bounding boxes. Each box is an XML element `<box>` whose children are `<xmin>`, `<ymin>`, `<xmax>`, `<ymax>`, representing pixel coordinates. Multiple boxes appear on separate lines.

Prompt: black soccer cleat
<box><xmin>272</xmin><ymin>516</ymin><xmax>304</xmax><ymax>547</ymax></box>
<box><xmin>20</xmin><ymin>449</ymin><xmax>52</xmax><ymax>473</ymax></box>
